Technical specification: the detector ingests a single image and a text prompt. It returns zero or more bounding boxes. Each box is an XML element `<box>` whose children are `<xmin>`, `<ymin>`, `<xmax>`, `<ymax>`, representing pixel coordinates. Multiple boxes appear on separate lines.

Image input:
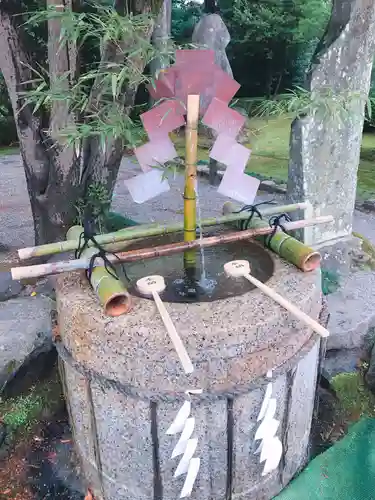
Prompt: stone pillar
<box><xmin>192</xmin><ymin>14</ymin><xmax>233</xmax><ymax>186</ymax></box>
<box><xmin>287</xmin><ymin>0</ymin><xmax>375</xmax><ymax>247</ymax></box>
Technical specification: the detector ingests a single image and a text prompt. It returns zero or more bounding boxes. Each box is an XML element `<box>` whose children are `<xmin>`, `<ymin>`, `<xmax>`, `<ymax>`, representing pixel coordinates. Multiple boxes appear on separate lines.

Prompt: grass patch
<box><xmin>331</xmin><ymin>372</ymin><xmax>375</xmax><ymax>421</ymax></box>
<box><xmin>0</xmin><ymin>372</ymin><xmax>63</xmax><ymax>443</ymax></box>
<box><xmin>0</xmin><ymin>146</ymin><xmax>19</xmax><ymax>156</ymax></box>
<box><xmin>172</xmin><ymin>115</ymin><xmax>375</xmax><ymax>199</ymax></box>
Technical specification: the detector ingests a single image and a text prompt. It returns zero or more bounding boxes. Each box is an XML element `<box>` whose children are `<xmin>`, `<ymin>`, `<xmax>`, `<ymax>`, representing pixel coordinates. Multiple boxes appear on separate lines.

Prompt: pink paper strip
<box><xmin>174</xmin><ymin>69</ymin><xmax>214</xmax><ymax>108</ymax></box>
<box><xmin>124</xmin><ymin>169</ymin><xmax>170</xmax><ymax>204</ymax></box>
<box><xmin>141</xmin><ymin>101</ymin><xmax>185</xmax><ymax>140</ymax></box>
<box><xmin>175</xmin><ymin>49</ymin><xmax>215</xmax><ymax>69</ymax></box>
<box><xmin>223</xmin><ymin>142</ymin><xmax>251</xmax><ymax>171</ymax></box>
<box><xmin>217</xmin><ymin>169</ymin><xmax>260</xmax><ymax>205</ymax></box>
<box><xmin>202</xmin><ymin>98</ymin><xmax>246</xmax><ymax>137</ymax></box>
<box><xmin>210</xmin><ymin>134</ymin><xmax>237</xmax><ymax>162</ymax></box>
<box><xmin>148</xmin><ymin>68</ymin><xmax>176</xmax><ymax>100</ymax></box>
<box><xmin>134</xmin><ymin>136</ymin><xmax>178</xmax><ymax>172</ymax></box>
<box><xmin>213</xmin><ymin>67</ymin><xmax>241</xmax><ymax>104</ymax></box>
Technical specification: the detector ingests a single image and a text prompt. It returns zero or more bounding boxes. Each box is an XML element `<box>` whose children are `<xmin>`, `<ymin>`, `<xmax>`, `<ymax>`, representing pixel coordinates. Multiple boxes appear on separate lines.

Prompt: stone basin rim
<box><xmin>56</xmin><ymin>332</ymin><xmax>319</xmax><ymax>402</ymax></box>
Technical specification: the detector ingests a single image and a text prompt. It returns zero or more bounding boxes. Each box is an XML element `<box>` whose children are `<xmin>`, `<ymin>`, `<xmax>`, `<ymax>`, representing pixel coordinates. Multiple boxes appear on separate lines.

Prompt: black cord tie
<box><xmin>265</xmin><ymin>213</ymin><xmax>291</xmax><ymax>248</ymax></box>
<box><xmin>75</xmin><ymin>215</ymin><xmax>130</xmax><ymax>283</ymax></box>
<box><xmin>235</xmin><ymin>200</ymin><xmax>276</xmax><ymax>230</ymax></box>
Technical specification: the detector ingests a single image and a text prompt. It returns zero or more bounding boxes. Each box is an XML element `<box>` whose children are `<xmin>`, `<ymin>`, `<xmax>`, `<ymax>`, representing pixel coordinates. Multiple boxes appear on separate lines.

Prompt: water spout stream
<box><xmin>195</xmin><ymin>181</ymin><xmax>216</xmax><ymax>293</ymax></box>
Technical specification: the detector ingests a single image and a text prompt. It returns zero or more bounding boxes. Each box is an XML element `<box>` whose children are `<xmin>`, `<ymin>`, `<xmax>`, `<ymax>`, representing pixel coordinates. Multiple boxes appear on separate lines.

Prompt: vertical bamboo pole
<box><xmin>184</xmin><ymin>95</ymin><xmax>200</xmax><ymax>275</ymax></box>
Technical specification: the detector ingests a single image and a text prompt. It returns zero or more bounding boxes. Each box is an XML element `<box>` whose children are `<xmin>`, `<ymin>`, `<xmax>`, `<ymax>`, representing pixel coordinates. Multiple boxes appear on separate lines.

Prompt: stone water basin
<box><xmin>55</xmin><ymin>232</ymin><xmax>323</xmax><ymax>500</ymax></box>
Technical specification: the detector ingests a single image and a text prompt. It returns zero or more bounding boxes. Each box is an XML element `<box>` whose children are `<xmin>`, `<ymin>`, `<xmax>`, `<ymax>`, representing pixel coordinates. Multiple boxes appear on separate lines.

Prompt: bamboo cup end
<box><xmin>18</xmin><ymin>248</ymin><xmax>32</xmax><ymax>260</ymax></box>
<box><xmin>224</xmin><ymin>260</ymin><xmax>250</xmax><ymax>278</ymax></box>
<box><xmin>302</xmin><ymin>251</ymin><xmax>321</xmax><ymax>272</ymax></box>
<box><xmin>104</xmin><ymin>293</ymin><xmax>132</xmax><ymax>317</ymax></box>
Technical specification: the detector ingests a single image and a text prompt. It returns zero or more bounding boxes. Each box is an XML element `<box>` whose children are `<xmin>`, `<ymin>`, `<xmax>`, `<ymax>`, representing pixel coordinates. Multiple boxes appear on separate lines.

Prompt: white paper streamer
<box><xmin>166</xmin><ymin>401</ymin><xmax>191</xmax><ymax>435</ymax></box>
<box><xmin>257</xmin><ymin>383</ymin><xmax>272</xmax><ymax>422</ymax></box>
<box><xmin>254</xmin><ymin>381</ymin><xmax>283</xmax><ymax>476</ymax></box>
<box><xmin>180</xmin><ymin>457</ymin><xmax>201</xmax><ymax>498</ymax></box>
<box><xmin>167</xmin><ymin>400</ymin><xmax>201</xmax><ymax>498</ymax></box>
<box><xmin>172</xmin><ymin>418</ymin><xmax>195</xmax><ymax>458</ymax></box>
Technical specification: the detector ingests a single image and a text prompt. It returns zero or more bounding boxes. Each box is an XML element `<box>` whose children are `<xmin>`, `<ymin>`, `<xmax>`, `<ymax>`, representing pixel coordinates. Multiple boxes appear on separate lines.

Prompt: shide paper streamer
<box><xmin>254</xmin><ymin>371</ymin><xmax>283</xmax><ymax>476</ymax></box>
<box><xmin>166</xmin><ymin>392</ymin><xmax>203</xmax><ymax>498</ymax></box>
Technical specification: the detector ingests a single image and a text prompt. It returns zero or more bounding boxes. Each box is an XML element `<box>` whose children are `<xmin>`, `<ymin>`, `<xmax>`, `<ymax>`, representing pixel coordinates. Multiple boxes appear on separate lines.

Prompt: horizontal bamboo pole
<box><xmin>222</xmin><ymin>202</ymin><xmax>321</xmax><ymax>272</ymax></box>
<box><xmin>12</xmin><ymin>215</ymin><xmax>333</xmax><ymax>281</ymax></box>
<box><xmin>17</xmin><ymin>202</ymin><xmax>310</xmax><ymax>261</ymax></box>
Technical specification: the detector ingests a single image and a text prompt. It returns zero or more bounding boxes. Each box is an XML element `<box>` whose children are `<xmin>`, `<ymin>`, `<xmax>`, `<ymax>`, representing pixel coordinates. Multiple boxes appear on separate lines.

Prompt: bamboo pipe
<box><xmin>17</xmin><ymin>202</ymin><xmax>310</xmax><ymax>261</ymax></box>
<box><xmin>184</xmin><ymin>94</ymin><xmax>200</xmax><ymax>270</ymax></box>
<box><xmin>222</xmin><ymin>202</ymin><xmax>321</xmax><ymax>272</ymax></box>
<box><xmin>66</xmin><ymin>226</ymin><xmax>132</xmax><ymax>317</ymax></box>
<box><xmin>12</xmin><ymin>215</ymin><xmax>333</xmax><ymax>280</ymax></box>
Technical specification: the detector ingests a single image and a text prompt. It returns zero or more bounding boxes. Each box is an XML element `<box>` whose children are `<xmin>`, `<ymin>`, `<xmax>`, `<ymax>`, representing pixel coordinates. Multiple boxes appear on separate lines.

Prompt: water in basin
<box><xmin>119</xmin><ymin>231</ymin><xmax>275</xmax><ymax>303</ymax></box>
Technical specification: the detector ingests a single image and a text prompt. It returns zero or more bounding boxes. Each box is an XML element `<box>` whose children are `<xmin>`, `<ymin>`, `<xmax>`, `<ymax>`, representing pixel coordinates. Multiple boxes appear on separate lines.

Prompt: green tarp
<box><xmin>275</xmin><ymin>418</ymin><xmax>375</xmax><ymax>500</ymax></box>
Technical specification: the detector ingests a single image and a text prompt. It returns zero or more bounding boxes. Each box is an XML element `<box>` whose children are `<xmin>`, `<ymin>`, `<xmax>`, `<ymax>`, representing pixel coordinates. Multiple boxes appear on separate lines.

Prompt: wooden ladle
<box><xmin>137</xmin><ymin>275</ymin><xmax>194</xmax><ymax>374</ymax></box>
<box><xmin>224</xmin><ymin>260</ymin><xmax>329</xmax><ymax>338</ymax></box>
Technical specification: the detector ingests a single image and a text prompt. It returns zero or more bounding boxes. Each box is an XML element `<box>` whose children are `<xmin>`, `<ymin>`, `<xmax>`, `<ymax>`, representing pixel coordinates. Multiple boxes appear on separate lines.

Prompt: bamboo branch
<box><xmin>17</xmin><ymin>202</ymin><xmax>310</xmax><ymax>260</ymax></box>
<box><xmin>12</xmin><ymin>215</ymin><xmax>333</xmax><ymax>280</ymax></box>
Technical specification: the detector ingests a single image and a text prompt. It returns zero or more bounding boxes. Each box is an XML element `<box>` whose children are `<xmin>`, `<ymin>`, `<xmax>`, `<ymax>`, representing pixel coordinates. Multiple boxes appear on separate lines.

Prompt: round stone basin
<box><xmin>56</xmin><ymin>233</ymin><xmax>323</xmax><ymax>500</ymax></box>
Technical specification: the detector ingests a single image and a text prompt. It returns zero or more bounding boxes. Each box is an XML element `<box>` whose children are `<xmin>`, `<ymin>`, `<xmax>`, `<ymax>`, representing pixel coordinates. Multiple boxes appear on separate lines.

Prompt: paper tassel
<box><xmin>167</xmin><ymin>399</ymin><xmax>201</xmax><ymax>498</ymax></box>
<box><xmin>254</xmin><ymin>377</ymin><xmax>283</xmax><ymax>476</ymax></box>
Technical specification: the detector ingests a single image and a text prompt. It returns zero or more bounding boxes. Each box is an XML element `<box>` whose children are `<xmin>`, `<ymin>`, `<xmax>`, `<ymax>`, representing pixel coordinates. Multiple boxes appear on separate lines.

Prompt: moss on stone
<box><xmin>352</xmin><ymin>232</ymin><xmax>375</xmax><ymax>271</ymax></box>
<box><xmin>0</xmin><ymin>369</ymin><xmax>64</xmax><ymax>443</ymax></box>
<box><xmin>331</xmin><ymin>372</ymin><xmax>375</xmax><ymax>420</ymax></box>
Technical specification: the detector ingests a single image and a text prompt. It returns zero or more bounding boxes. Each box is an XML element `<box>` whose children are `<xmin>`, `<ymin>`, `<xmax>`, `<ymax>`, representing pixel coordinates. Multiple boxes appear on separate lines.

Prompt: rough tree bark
<box><xmin>204</xmin><ymin>0</ymin><xmax>217</xmax><ymax>13</ymax></box>
<box><xmin>150</xmin><ymin>0</ymin><xmax>171</xmax><ymax>79</ymax></box>
<box><xmin>0</xmin><ymin>0</ymin><xmax>162</xmax><ymax>244</ymax></box>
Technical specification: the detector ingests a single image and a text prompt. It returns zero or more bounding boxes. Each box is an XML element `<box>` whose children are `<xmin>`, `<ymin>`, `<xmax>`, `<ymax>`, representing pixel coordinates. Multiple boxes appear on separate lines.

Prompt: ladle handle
<box><xmin>152</xmin><ymin>291</ymin><xmax>195</xmax><ymax>374</ymax></box>
<box><xmin>244</xmin><ymin>274</ymin><xmax>329</xmax><ymax>338</ymax></box>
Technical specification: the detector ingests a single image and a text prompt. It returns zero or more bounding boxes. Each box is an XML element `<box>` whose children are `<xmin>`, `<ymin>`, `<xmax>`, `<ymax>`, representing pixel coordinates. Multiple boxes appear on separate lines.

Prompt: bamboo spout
<box><xmin>183</xmin><ymin>94</ymin><xmax>200</xmax><ymax>273</ymax></box>
<box><xmin>222</xmin><ymin>202</ymin><xmax>321</xmax><ymax>272</ymax></box>
<box><xmin>66</xmin><ymin>225</ymin><xmax>132</xmax><ymax>317</ymax></box>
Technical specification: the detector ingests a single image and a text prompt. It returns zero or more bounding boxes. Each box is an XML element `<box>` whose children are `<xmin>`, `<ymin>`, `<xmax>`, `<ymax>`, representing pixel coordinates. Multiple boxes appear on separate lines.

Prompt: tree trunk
<box><xmin>29</xmin><ymin>183</ymin><xmax>80</xmax><ymax>245</ymax></box>
<box><xmin>204</xmin><ymin>0</ymin><xmax>217</xmax><ymax>13</ymax></box>
<box><xmin>0</xmin><ymin>1</ymin><xmax>162</xmax><ymax>245</ymax></box>
<box><xmin>149</xmin><ymin>0</ymin><xmax>171</xmax><ymax>106</ymax></box>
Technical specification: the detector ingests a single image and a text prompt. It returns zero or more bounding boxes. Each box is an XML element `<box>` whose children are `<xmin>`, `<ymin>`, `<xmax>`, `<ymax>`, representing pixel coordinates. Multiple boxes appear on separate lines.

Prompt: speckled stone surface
<box><xmin>56</xmin><ymin>252</ymin><xmax>322</xmax><ymax>500</ymax></box>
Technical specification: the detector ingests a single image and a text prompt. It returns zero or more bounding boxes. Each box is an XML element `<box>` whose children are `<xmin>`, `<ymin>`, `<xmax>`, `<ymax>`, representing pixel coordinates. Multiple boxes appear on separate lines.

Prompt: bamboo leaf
<box><xmin>111</xmin><ymin>74</ymin><xmax>117</xmax><ymax>100</ymax></box>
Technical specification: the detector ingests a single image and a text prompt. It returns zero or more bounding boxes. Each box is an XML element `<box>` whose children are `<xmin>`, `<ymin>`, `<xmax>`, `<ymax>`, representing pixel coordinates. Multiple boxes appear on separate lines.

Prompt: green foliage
<box><xmin>75</xmin><ymin>182</ymin><xmax>111</xmax><ymax>233</ymax></box>
<box><xmin>171</xmin><ymin>0</ymin><xmax>202</xmax><ymax>43</ymax></box>
<box><xmin>0</xmin><ymin>75</ymin><xmax>17</xmax><ymax>146</ymax></box>
<box><xmin>19</xmin><ymin>2</ymin><xmax>174</xmax><ymax>149</ymax></box>
<box><xmin>0</xmin><ymin>374</ymin><xmax>63</xmax><ymax>440</ymax></box>
<box><xmin>221</xmin><ymin>0</ymin><xmax>331</xmax><ymax>96</ymax></box>
<box><xmin>331</xmin><ymin>372</ymin><xmax>375</xmax><ymax>419</ymax></box>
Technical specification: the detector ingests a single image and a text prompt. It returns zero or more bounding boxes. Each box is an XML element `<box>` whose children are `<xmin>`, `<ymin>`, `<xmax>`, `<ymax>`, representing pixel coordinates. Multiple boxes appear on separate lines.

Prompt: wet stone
<box><xmin>0</xmin><ymin>271</ymin><xmax>23</xmax><ymax>301</ymax></box>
